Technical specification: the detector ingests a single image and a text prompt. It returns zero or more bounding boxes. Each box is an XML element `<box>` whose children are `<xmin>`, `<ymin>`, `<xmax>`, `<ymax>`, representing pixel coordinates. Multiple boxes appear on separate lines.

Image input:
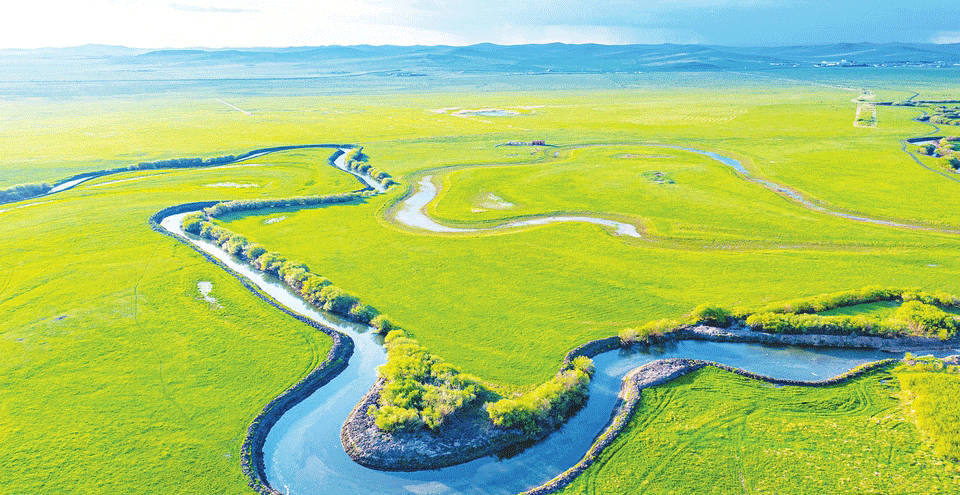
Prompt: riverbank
<box><xmin>149</xmin><ymin>142</ymin><xmax>960</xmax><ymax>494</ymax></box>
<box><xmin>338</xmin><ymin>324</ymin><xmax>956</xmax><ymax>473</ymax></box>
<box><xmin>1</xmin><ymin>144</ymin><xmax>356</xmax><ymax>206</ymax></box>
<box><xmin>150</xmin><ymin>202</ymin><xmax>359</xmax><ymax>495</ymax></box>
<box><xmin>519</xmin><ymin>356</ymin><xmax>910</xmax><ymax>495</ymax></box>
<box><xmin>677</xmin><ymin>324</ymin><xmax>958</xmax><ymax>351</ymax></box>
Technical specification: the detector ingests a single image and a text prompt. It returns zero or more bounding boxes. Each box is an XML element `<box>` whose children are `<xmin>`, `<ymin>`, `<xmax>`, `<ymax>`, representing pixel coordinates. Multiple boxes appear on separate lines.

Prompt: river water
<box><xmin>157</xmin><ymin>143</ymin><xmax>959</xmax><ymax>495</ymax></box>
<box><xmin>158</xmin><ymin>209</ymin><xmax>955</xmax><ymax>495</ymax></box>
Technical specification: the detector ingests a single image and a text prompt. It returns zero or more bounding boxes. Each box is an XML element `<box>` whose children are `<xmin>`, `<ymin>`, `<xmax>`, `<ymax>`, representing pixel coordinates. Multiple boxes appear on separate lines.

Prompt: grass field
<box><xmin>559</xmin><ymin>366</ymin><xmax>960</xmax><ymax>495</ymax></box>
<box><xmin>0</xmin><ymin>151</ymin><xmax>349</xmax><ymax>493</ymax></box>
<box><xmin>2</xmin><ymin>69</ymin><xmax>960</xmax><ymax>493</ymax></box>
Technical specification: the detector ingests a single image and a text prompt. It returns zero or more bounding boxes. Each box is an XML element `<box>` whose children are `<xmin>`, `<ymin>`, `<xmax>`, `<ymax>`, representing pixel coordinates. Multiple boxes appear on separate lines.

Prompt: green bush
<box><xmin>0</xmin><ymin>182</ymin><xmax>53</xmax><ymax>203</ymax></box>
<box><xmin>892</xmin><ymin>301</ymin><xmax>959</xmax><ymax>340</ymax></box>
<box><xmin>180</xmin><ymin>213</ymin><xmax>204</xmax><ymax>234</ymax></box>
<box><xmin>486</xmin><ymin>357</ymin><xmax>593</xmax><ymax>433</ymax></box>
<box><xmin>318</xmin><ymin>285</ymin><xmax>359</xmax><ymax>314</ymax></box>
<box><xmin>254</xmin><ymin>251</ymin><xmax>286</xmax><ymax>274</ymax></box>
<box><xmin>690</xmin><ymin>304</ymin><xmax>731</xmax><ymax>327</ymax></box>
<box><xmin>619</xmin><ymin>318</ymin><xmax>678</xmax><ymax>344</ymax></box>
<box><xmin>242</xmin><ymin>243</ymin><xmax>266</xmax><ymax>261</ymax></box>
<box><xmin>370</xmin><ymin>314</ymin><xmax>394</xmax><ymax>334</ymax></box>
<box><xmin>223</xmin><ymin>235</ymin><xmax>247</xmax><ymax>256</ymax></box>
<box><xmin>349</xmin><ymin>304</ymin><xmax>379</xmax><ymax>323</ymax></box>
<box><xmin>368</xmin><ymin>330</ymin><xmax>478</xmax><ymax>432</ymax></box>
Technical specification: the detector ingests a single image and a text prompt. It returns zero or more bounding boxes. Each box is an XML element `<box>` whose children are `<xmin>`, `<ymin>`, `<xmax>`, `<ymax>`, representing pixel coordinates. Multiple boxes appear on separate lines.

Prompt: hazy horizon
<box><xmin>4</xmin><ymin>0</ymin><xmax>959</xmax><ymax>50</ymax></box>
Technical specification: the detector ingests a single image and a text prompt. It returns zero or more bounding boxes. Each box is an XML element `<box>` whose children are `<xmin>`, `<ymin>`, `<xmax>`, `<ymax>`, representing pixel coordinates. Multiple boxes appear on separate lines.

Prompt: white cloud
<box><xmin>933</xmin><ymin>32</ymin><xmax>960</xmax><ymax>44</ymax></box>
<box><xmin>0</xmin><ymin>0</ymin><xmax>954</xmax><ymax>48</ymax></box>
<box><xmin>168</xmin><ymin>3</ymin><xmax>259</xmax><ymax>13</ymax></box>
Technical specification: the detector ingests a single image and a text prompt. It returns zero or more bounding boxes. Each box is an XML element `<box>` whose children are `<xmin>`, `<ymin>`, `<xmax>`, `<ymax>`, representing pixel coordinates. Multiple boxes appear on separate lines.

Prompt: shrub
<box><xmin>486</xmin><ymin>357</ymin><xmax>593</xmax><ymax>433</ymax></box>
<box><xmin>690</xmin><ymin>304</ymin><xmax>731</xmax><ymax>327</ymax></box>
<box><xmin>368</xmin><ymin>330</ymin><xmax>478</xmax><ymax>432</ymax></box>
<box><xmin>242</xmin><ymin>243</ymin><xmax>266</xmax><ymax>261</ymax></box>
<box><xmin>319</xmin><ymin>285</ymin><xmax>359</xmax><ymax>314</ymax></box>
<box><xmin>570</xmin><ymin>355</ymin><xmax>594</xmax><ymax>374</ymax></box>
<box><xmin>619</xmin><ymin>318</ymin><xmax>677</xmax><ymax>345</ymax></box>
<box><xmin>223</xmin><ymin>235</ymin><xmax>248</xmax><ymax>256</ymax></box>
<box><xmin>180</xmin><ymin>213</ymin><xmax>204</xmax><ymax>234</ymax></box>
<box><xmin>368</xmin><ymin>404</ymin><xmax>422</xmax><ymax>431</ymax></box>
<box><xmin>254</xmin><ymin>252</ymin><xmax>286</xmax><ymax>274</ymax></box>
<box><xmin>892</xmin><ymin>301</ymin><xmax>959</xmax><ymax>340</ymax></box>
<box><xmin>370</xmin><ymin>314</ymin><xmax>394</xmax><ymax>334</ymax></box>
<box><xmin>349</xmin><ymin>304</ymin><xmax>379</xmax><ymax>323</ymax></box>
<box><xmin>0</xmin><ymin>182</ymin><xmax>52</xmax><ymax>203</ymax></box>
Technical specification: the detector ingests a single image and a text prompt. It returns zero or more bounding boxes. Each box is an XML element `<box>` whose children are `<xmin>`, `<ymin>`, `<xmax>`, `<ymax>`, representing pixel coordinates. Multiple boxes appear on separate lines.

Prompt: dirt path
<box><xmin>216</xmin><ymin>99</ymin><xmax>253</xmax><ymax>116</ymax></box>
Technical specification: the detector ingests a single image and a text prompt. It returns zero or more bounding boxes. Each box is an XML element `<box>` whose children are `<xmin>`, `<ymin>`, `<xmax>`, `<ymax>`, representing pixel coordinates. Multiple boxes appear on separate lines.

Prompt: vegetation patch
<box><xmin>475</xmin><ymin>192</ymin><xmax>515</xmax><ymax>210</ymax></box>
<box><xmin>367</xmin><ymin>330</ymin><xmax>479</xmax><ymax>431</ymax></box>
<box><xmin>684</xmin><ymin>286</ymin><xmax>960</xmax><ymax>340</ymax></box>
<box><xmin>486</xmin><ymin>356</ymin><xmax>594</xmax><ymax>434</ymax></box>
<box><xmin>916</xmin><ymin>136</ymin><xmax>960</xmax><ymax>171</ymax></box>
<box><xmin>560</xmin><ymin>365</ymin><xmax>960</xmax><ymax>495</ymax></box>
<box><xmin>927</xmin><ymin>105</ymin><xmax>960</xmax><ymax>126</ymax></box>
<box><xmin>896</xmin><ymin>355</ymin><xmax>960</xmax><ymax>460</ymax></box>
<box><xmin>0</xmin><ymin>182</ymin><xmax>52</xmax><ymax>204</ymax></box>
<box><xmin>640</xmin><ymin>170</ymin><xmax>675</xmax><ymax>184</ymax></box>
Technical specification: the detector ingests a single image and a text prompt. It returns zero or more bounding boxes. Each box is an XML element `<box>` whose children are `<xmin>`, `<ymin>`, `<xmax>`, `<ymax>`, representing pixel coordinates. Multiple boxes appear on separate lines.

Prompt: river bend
<box><xmin>155</xmin><ymin>144</ymin><xmax>959</xmax><ymax>495</ymax></box>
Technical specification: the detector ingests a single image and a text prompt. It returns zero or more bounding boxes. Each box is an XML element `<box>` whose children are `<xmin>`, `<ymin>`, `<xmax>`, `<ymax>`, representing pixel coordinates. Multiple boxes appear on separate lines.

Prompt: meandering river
<box><xmin>156</xmin><ymin>144</ymin><xmax>958</xmax><ymax>495</ymax></box>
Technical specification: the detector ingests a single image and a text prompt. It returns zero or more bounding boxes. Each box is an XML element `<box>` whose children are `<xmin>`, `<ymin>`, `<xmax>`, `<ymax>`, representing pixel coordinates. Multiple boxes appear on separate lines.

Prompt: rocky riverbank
<box><xmin>341</xmin><ymin>336</ymin><xmax>622</xmax><ymax>470</ymax></box>
<box><xmin>341</xmin><ymin>379</ymin><xmax>542</xmax><ymax>471</ymax></box>
<box><xmin>340</xmin><ymin>324</ymin><xmax>957</xmax><ymax>474</ymax></box>
<box><xmin>519</xmin><ymin>356</ymin><xmax>903</xmax><ymax>495</ymax></box>
<box><xmin>677</xmin><ymin>324</ymin><xmax>958</xmax><ymax>351</ymax></box>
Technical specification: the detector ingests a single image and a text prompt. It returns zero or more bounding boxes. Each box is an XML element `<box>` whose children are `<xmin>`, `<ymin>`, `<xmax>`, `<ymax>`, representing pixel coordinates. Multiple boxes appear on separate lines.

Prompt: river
<box><xmin>155</xmin><ymin>144</ymin><xmax>958</xmax><ymax>495</ymax></box>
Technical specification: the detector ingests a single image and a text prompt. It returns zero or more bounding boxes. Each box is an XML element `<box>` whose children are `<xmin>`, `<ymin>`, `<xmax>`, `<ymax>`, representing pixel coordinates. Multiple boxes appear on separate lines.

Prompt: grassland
<box><xmin>819</xmin><ymin>300</ymin><xmax>902</xmax><ymax>317</ymax></box>
<box><xmin>0</xmin><ymin>151</ymin><xmax>351</xmax><ymax>494</ymax></box>
<box><xmin>2</xmin><ymin>69</ymin><xmax>960</xmax><ymax>493</ymax></box>
<box><xmin>559</xmin><ymin>366</ymin><xmax>960</xmax><ymax>495</ymax></box>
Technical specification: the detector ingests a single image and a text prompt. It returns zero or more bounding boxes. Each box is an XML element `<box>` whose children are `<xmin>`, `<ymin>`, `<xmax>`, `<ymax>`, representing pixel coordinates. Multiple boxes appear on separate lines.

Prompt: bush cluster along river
<box><xmin>157</xmin><ymin>146</ymin><xmax>957</xmax><ymax>495</ymax></box>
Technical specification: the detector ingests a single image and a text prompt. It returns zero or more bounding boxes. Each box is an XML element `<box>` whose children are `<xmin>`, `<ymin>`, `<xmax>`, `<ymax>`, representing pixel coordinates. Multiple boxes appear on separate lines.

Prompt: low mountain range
<box><xmin>2</xmin><ymin>42</ymin><xmax>958</xmax><ymax>81</ymax></box>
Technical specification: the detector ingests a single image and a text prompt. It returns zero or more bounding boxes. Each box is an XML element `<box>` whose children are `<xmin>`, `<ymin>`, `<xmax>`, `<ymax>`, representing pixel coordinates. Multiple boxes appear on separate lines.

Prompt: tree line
<box><xmin>1</xmin><ymin>144</ymin><xmax>354</xmax><ymax>205</ymax></box>
<box><xmin>343</xmin><ymin>147</ymin><xmax>396</xmax><ymax>189</ymax></box>
<box><xmin>181</xmin><ymin>213</ymin><xmax>394</xmax><ymax>332</ymax></box>
<box><xmin>617</xmin><ymin>286</ymin><xmax>960</xmax><ymax>346</ymax></box>
<box><xmin>0</xmin><ymin>182</ymin><xmax>52</xmax><ymax>204</ymax></box>
<box><xmin>686</xmin><ymin>286</ymin><xmax>960</xmax><ymax>340</ymax></box>
<box><xmin>203</xmin><ymin>191</ymin><xmax>366</xmax><ymax>218</ymax></box>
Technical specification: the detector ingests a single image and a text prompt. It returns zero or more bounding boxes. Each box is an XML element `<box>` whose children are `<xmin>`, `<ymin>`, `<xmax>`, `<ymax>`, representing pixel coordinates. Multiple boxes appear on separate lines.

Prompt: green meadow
<box><xmin>560</xmin><ymin>366</ymin><xmax>960</xmax><ymax>495</ymax></box>
<box><xmin>2</xmin><ymin>70</ymin><xmax>960</xmax><ymax>493</ymax></box>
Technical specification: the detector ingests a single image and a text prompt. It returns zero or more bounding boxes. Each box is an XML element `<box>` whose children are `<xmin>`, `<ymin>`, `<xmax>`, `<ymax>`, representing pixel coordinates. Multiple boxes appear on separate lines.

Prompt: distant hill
<box><xmin>1</xmin><ymin>43</ymin><xmax>958</xmax><ymax>81</ymax></box>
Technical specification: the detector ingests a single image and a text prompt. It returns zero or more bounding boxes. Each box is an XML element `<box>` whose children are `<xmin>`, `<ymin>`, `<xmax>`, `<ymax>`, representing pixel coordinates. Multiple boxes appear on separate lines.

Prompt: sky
<box><xmin>2</xmin><ymin>0</ymin><xmax>959</xmax><ymax>49</ymax></box>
